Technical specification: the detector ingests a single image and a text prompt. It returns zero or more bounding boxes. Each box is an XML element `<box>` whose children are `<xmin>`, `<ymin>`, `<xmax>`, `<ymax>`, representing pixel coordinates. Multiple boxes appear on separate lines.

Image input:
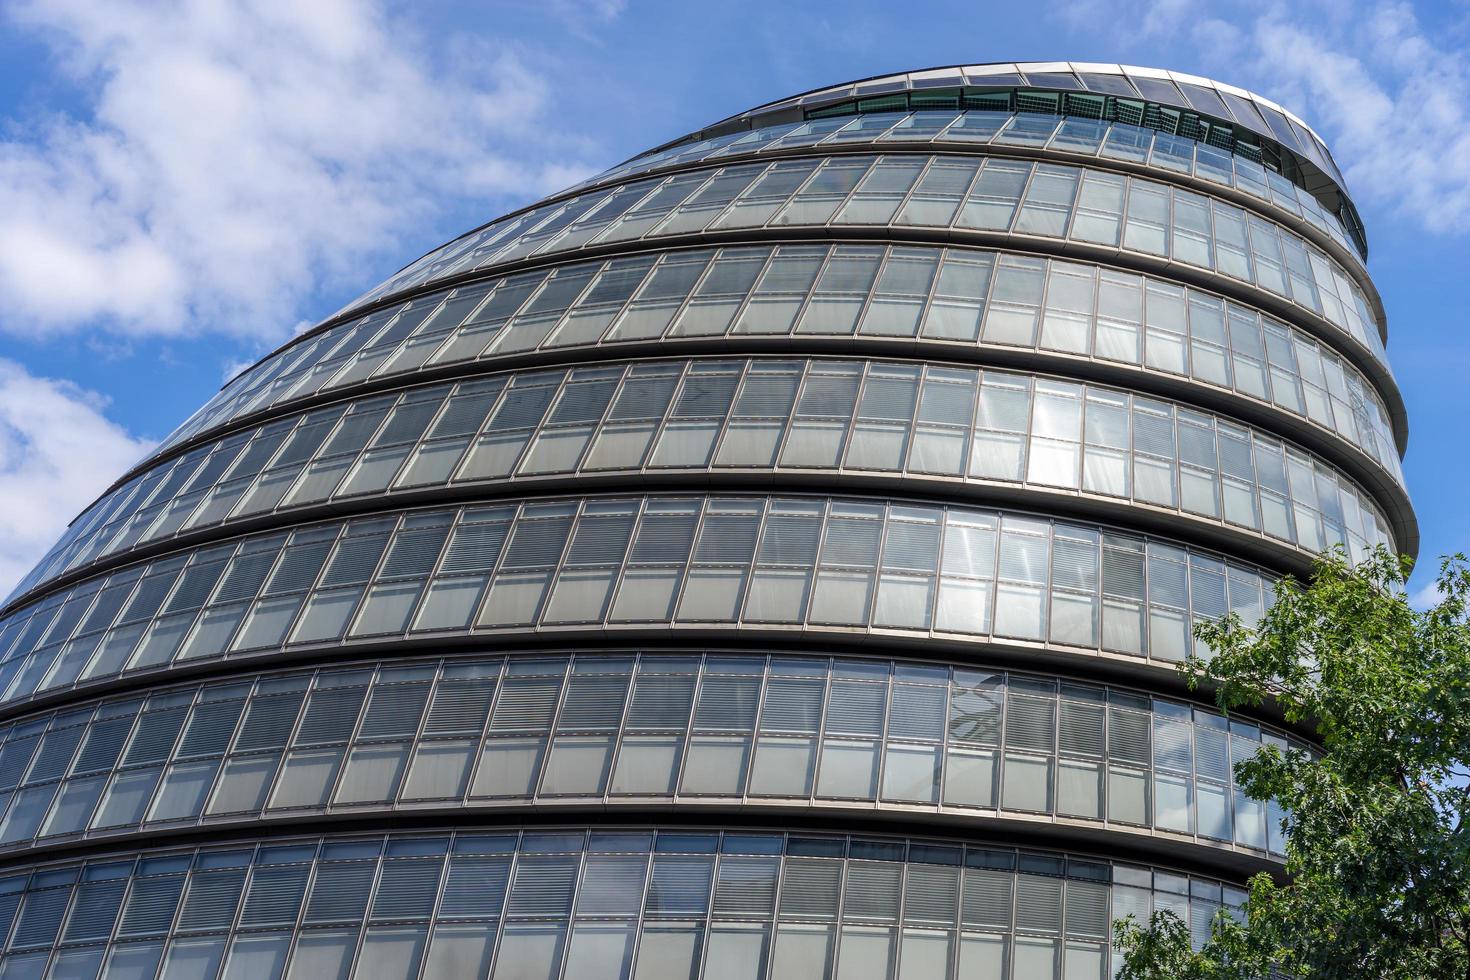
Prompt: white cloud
<box><xmin>0</xmin><ymin>0</ymin><xmax>604</xmax><ymax>344</ymax></box>
<box><xmin>219</xmin><ymin>357</ymin><xmax>256</xmax><ymax>384</ymax></box>
<box><xmin>0</xmin><ymin>360</ymin><xmax>154</xmax><ymax>596</ymax></box>
<box><xmin>1052</xmin><ymin>0</ymin><xmax>1470</xmax><ymax>234</ymax></box>
<box><xmin>1409</xmin><ymin>579</ymin><xmax>1443</xmax><ymax>610</ymax></box>
<box><xmin>553</xmin><ymin>0</ymin><xmax>628</xmax><ymax>27</ymax></box>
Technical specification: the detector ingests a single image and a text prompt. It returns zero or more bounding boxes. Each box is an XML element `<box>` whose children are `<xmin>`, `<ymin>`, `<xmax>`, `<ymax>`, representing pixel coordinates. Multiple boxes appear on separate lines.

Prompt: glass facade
<box><xmin>99</xmin><ymin>241</ymin><xmax>1400</xmax><ymax>487</ymax></box>
<box><xmin>337</xmin><ymin>157</ymin><xmax>1383</xmax><ymax>365</ymax></box>
<box><xmin>0</xmin><ymin>829</ymin><xmax>1246</xmax><ymax>980</ymax></box>
<box><xmin>11</xmin><ymin>358</ymin><xmax>1398</xmax><ymax>597</ymax></box>
<box><xmin>0</xmin><ymin>653</ymin><xmax>1296</xmax><ymax>859</ymax></box>
<box><xmin>558</xmin><ymin>112</ymin><xmax>1365</xmax><ymax>262</ymax></box>
<box><xmin>658</xmin><ymin>63</ymin><xmax>1361</xmax><ymax>244</ymax></box>
<box><xmin>0</xmin><ymin>495</ymin><xmax>1286</xmax><ymax>709</ymax></box>
<box><xmin>0</xmin><ymin>64</ymin><xmax>1411</xmax><ymax>977</ymax></box>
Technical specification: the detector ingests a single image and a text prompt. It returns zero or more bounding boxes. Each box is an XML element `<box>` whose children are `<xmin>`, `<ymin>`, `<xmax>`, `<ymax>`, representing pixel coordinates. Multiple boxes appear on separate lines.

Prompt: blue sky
<box><xmin>0</xmin><ymin>0</ymin><xmax>1465</xmax><ymax>601</ymax></box>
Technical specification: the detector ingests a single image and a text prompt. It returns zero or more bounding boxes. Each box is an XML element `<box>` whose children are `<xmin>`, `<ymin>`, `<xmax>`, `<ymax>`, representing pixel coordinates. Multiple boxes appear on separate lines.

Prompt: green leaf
<box><xmin>1117</xmin><ymin>547</ymin><xmax>1470</xmax><ymax>980</ymax></box>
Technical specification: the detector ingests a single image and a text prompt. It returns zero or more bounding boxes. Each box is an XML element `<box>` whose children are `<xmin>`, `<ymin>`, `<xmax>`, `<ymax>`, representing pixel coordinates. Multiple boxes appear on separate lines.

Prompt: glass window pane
<box><xmin>881</xmin><ymin>744</ymin><xmax>939</xmax><ymax>803</ymax></box>
<box><xmin>749</xmin><ymin>737</ymin><xmax>816</xmax><ymax>796</ymax></box>
<box><xmin>423</xmin><ymin>925</ymin><xmax>496</xmax><ymax>980</ymax></box>
<box><xmin>491</xmin><ymin>923</ymin><xmax>566</xmax><ymax>980</ymax></box>
<box><xmin>771</xmin><ymin>924</ymin><xmax>832</xmax><ymax>980</ymax></box>
<box><xmin>159</xmin><ymin>939</ymin><xmax>225</xmax><ymax>980</ymax></box>
<box><xmin>562</xmin><ymin>922</ymin><xmax>636</xmax><ymax>980</ymax></box>
<box><xmin>834</xmin><ymin>925</ymin><xmax>894</xmax><ymax>980</ymax></box>
<box><xmin>402</xmin><ymin>741</ymin><xmax>476</xmax><ymax>799</ymax></box>
<box><xmin>703</xmin><ymin>925</ymin><xmax>769</xmax><ymax>980</ymax></box>
<box><xmin>284</xmin><ymin>929</ymin><xmax>356</xmax><ymax>980</ymax></box>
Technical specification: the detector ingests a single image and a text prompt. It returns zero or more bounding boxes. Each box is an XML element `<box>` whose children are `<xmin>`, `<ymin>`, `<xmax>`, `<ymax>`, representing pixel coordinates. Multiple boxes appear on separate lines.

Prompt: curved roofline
<box><xmin>624</xmin><ymin>61</ymin><xmax>1362</xmax><ymax>250</ymax></box>
<box><xmin>242</xmin><ymin>63</ymin><xmax>1367</xmax><ymax>395</ymax></box>
<box><xmin>716</xmin><ymin>62</ymin><xmax>1334</xmax><ymax>158</ymax></box>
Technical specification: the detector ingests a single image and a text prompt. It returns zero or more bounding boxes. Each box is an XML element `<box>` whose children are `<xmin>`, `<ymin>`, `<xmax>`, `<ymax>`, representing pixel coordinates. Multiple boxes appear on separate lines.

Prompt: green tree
<box><xmin>1114</xmin><ymin>548</ymin><xmax>1470</xmax><ymax>980</ymax></box>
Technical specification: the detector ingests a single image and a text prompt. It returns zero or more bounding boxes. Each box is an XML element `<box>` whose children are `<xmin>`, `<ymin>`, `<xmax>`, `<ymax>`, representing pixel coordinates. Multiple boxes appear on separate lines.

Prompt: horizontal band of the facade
<box><xmin>104</xmin><ymin>234</ymin><xmax>1406</xmax><ymax>510</ymax></box>
<box><xmin>478</xmin><ymin>131</ymin><xmax>1379</xmax><ymax>318</ymax></box>
<box><xmin>319</xmin><ymin>230</ymin><xmax>1401</xmax><ymax>440</ymax></box>
<box><xmin>0</xmin><ymin>491</ymin><xmax>1313</xmax><ymax>729</ymax></box>
<box><xmin>0</xmin><ymin>448</ymin><xmax>1398</xmax><ymax>634</ymax></box>
<box><xmin>320</xmin><ymin>157</ymin><xmax>1391</xmax><ymax>378</ymax></box>
<box><xmin>345</xmin><ymin>228</ymin><xmax>1396</xmax><ymax>419</ymax></box>
<box><xmin>0</xmin><ymin>646</ymin><xmax>1298</xmax><ymax>871</ymax></box>
<box><xmin>91</xmin><ymin>336</ymin><xmax>1410</xmax><ymax>537</ymax></box>
<box><xmin>0</xmin><ymin>630</ymin><xmax>1318</xmax><ymax>743</ymax></box>
<box><xmin>0</xmin><ymin>819</ymin><xmax>1264</xmax><ymax>980</ymax></box>
<box><xmin>0</xmin><ymin>801</ymin><xmax>1283</xmax><ymax>885</ymax></box>
<box><xmin>8</xmin><ymin>352</ymin><xmax>1408</xmax><ymax>611</ymax></box>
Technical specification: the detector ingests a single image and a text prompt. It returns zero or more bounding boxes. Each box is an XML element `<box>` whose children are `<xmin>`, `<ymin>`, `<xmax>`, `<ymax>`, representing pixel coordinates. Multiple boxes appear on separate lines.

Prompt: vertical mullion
<box><xmin>173</xmin><ymin>684</ymin><xmax>244</xmax><ymax>834</ymax></box>
<box><xmin>338</xmin><ymin>511</ymin><xmax>410</xmax><ymax>643</ymax></box>
<box><xmin>910</xmin><ymin>244</ymin><xmax>948</xmax><ymax>343</ymax></box>
<box><xmin>328</xmin><ymin>390</ymin><xmax>404</xmax><ymax>501</ymax></box>
<box><xmin>272</xmin><ymin>509</ymin><xmax>350</xmax><ymax>646</ymax></box>
<box><xmin>1006</xmin><ymin>161</ymin><xmax>1040</xmax><ymax>236</ymax></box>
<box><xmin>826</xmin><ymin>848</ymin><xmax>851</xmax><ymax>980</ymax></box>
<box><xmin>781</xmin><ymin>243</ymin><xmax>838</xmax><ymax>337</ymax></box>
<box><xmin>824</xmin><ymin>154</ymin><xmax>882</xmax><ymax>229</ymax></box>
<box><xmin>888</xmin><ymin>154</ymin><xmax>936</xmax><ymax>225</ymax></box>
<box><xmin>598</xmin><ymin>647</ymin><xmax>641</xmax><ymax>806</ymax></box>
<box><xmin>717</xmin><ymin>246</ymin><xmax>779</xmax><ymax>340</ymax></box>
<box><xmin>275</xmin><ymin>839</ymin><xmax>329</xmax><ymax>980</ymax></box>
<box><xmin>701</xmin><ymin>359</ymin><xmax>751</xmax><ymax>475</ymax></box>
<box><xmin>573</xmin><ymin>363</ymin><xmax>633</xmax><ymax>475</ymax></box>
<box><xmin>807</xmin><ymin>657</ymin><xmax>836</xmax><ymax>800</ymax></box>
<box><xmin>394</xmin><ymin>381</ymin><xmax>464</xmax><ymax>483</ymax></box>
<box><xmin>614</xmin><ymin>844</ymin><xmax>659</xmax><ymax>980</ymax></box>
<box><xmin>997</xmin><ymin>666</ymin><xmax>1011</xmax><ymax>815</ymax></box>
<box><xmin>97</xmin><ymin>856</ymin><xmax>145</xmax><ymax>973</ymax></box>
<box><xmin>546</xmin><ymin>833</ymin><xmax>589</xmax><ymax>980</ymax></box>
<box><xmin>654</xmin><ymin>251</ymin><xmax>707</xmax><ymax>340</ymax></box>
<box><xmin>765</xmin><ymin>360</ymin><xmax>811</xmax><ymax>472</ymax></box>
<box><xmin>673</xmin><ymin>654</ymin><xmax>712</xmax><ymax>800</ymax></box>
<box><xmin>194</xmin><ymin>541</ymin><xmax>263</xmax><ymax>657</ymax></box>
<box><xmin>126</xmin><ymin>687</ymin><xmax>202</xmax><ymax>833</ymax></box>
<box><xmin>600</xmin><ymin>499</ymin><xmax>650</xmax><ymax>627</ymax></box>
<box><xmin>339</xmin><ymin>838</ymin><xmax>391</xmax><ymax>980</ymax></box>
<box><xmin>744</xmin><ymin>656</ymin><xmax>775</xmax><ymax>805</ymax></box>
<box><xmin>1102</xmin><ymin>681</ymin><xmax>1113</xmax><ymax>823</ymax></box>
<box><xmin>467</xmin><ymin>501</ymin><xmax>524</xmax><ymax>636</ymax></box>
<box><xmin>844</xmin><ymin>243</ymin><xmax>889</xmax><ymax>335</ymax></box>
<box><xmin>534</xmin><ymin>499</ymin><xmax>592</xmax><ymax>633</ymax></box>
<box><xmin>638</xmin><ymin>361</ymin><xmax>693</xmax><ymax>475</ymax></box>
<box><xmin>325</xmin><ymin>307</ymin><xmax>405</xmax><ymax>389</ymax></box>
<box><xmin>422</xmin><ymin>279</ymin><xmax>502</xmax><ymax>367</ymax></box>
<box><xmin>407</xmin><ymin>833</ymin><xmax>458</xmax><ymax>980</ymax></box>
<box><xmin>450</xmin><ymin>380</ymin><xmax>513</xmax><ymax>485</ymax></box>
<box><xmin>662</xmin><ymin>496</ymin><xmax>711</xmax><ymax>628</ymax></box>
<box><xmin>709</xmin><ymin>162</ymin><xmax>777</xmax><ymax>230</ymax></box>
<box><xmin>459</xmin><ymin>656</ymin><xmax>510</xmax><ymax>804</ymax></box>
<box><xmin>400</xmin><ymin>506</ymin><xmax>468</xmax><ymax>637</ymax></box>
<box><xmin>314</xmin><ymin>667</ymin><xmax>376</xmax><ymax>811</ymax></box>
<box><xmin>835</xmin><ymin>362</ymin><xmax>868</xmax><ymax>475</ymax></box>
<box><xmin>529</xmin><ymin>658</ymin><xmax>577</xmax><ymax>799</ymax></box>
<box><xmin>1118</xmin><ymin>175</ymin><xmax>1136</xmax><ymax>262</ymax></box>
<box><xmin>253</xmin><ymin>667</ymin><xmax>321</xmax><ymax>817</ymax></box>
<box><xmin>736</xmin><ymin>498</ymin><xmax>776</xmax><ymax>631</ymax></box>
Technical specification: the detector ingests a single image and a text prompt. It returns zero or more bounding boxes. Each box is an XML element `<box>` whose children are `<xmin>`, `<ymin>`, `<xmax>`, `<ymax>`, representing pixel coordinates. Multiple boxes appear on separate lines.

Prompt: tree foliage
<box><xmin>1115</xmin><ymin>548</ymin><xmax>1470</xmax><ymax>980</ymax></box>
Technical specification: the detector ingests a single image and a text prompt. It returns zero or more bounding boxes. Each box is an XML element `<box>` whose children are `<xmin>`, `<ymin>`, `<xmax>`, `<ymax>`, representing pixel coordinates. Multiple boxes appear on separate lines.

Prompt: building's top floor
<box><xmin>626</xmin><ymin>62</ymin><xmax>1364</xmax><ymax>257</ymax></box>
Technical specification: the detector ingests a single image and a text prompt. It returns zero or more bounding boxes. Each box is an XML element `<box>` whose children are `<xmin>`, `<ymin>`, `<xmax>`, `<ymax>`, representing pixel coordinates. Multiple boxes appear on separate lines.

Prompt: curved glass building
<box><xmin>0</xmin><ymin>63</ymin><xmax>1411</xmax><ymax>979</ymax></box>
